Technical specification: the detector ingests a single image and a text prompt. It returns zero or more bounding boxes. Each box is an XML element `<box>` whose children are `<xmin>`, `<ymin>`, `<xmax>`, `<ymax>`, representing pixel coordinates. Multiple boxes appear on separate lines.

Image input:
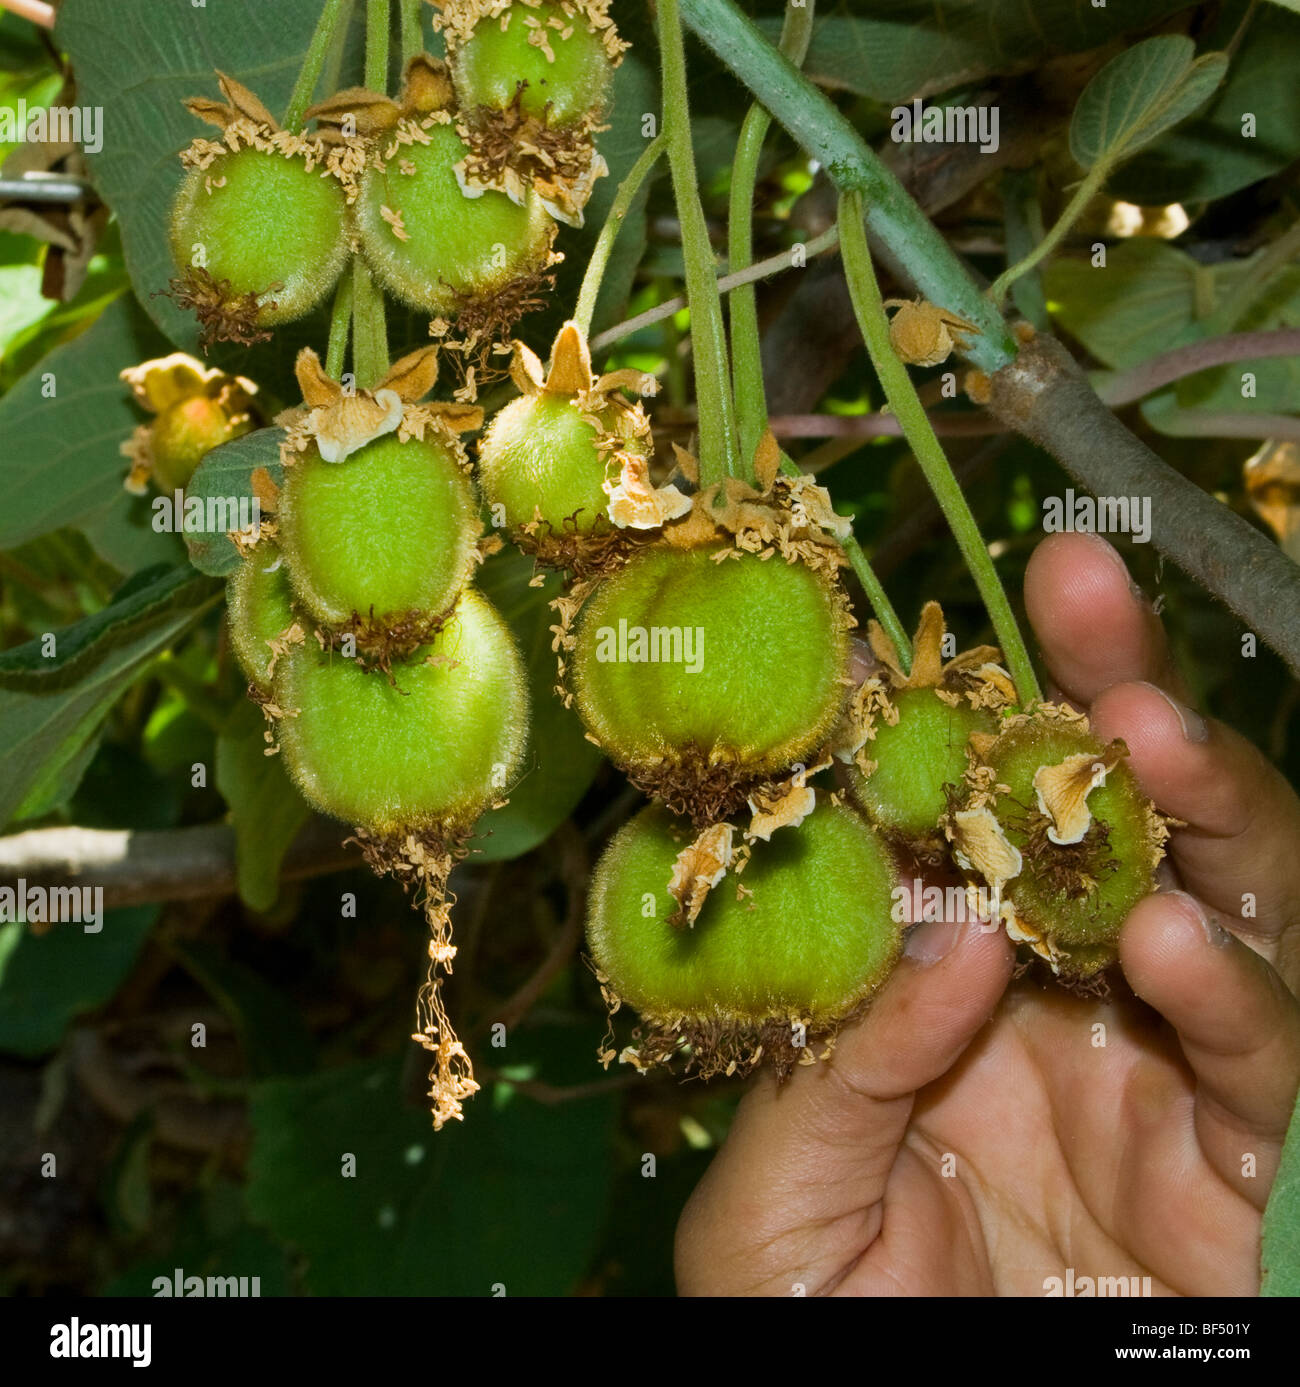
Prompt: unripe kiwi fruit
<box><xmin>588</xmin><ymin>796</ymin><xmax>902</xmax><ymax>1060</ymax></box>
<box><xmin>150</xmin><ymin>395</ymin><xmax>254</xmax><ymax>493</ymax></box>
<box><xmin>447</xmin><ymin>0</ymin><xmax>616</xmax><ymax>126</ymax></box>
<box><xmin>571</xmin><ymin>545</ymin><xmax>850</xmax><ymax>798</ymax></box>
<box><xmin>354</xmin><ymin>121</ymin><xmax>554</xmax><ymax>315</ymax></box>
<box><xmin>170</xmin><ymin>147</ymin><xmax>349</xmax><ymax>325</ymax></box>
<box><xmin>478</xmin><ymin>390</ymin><xmax>632</xmax><ymax>533</ymax></box>
<box><xmin>273</xmin><ymin>586</ymin><xmax>528</xmax><ymax>835</ymax></box>
<box><xmin>847</xmin><ymin>689</ymin><xmax>997</xmax><ymax>841</ymax></box>
<box><xmin>278</xmin><ymin>432</ymin><xmax>480</xmax><ymax>633</ymax></box>
<box><xmin>958</xmin><ymin>713</ymin><xmax>1166</xmax><ymax>977</ymax></box>
<box><xmin>227</xmin><ymin>542</ymin><xmax>297</xmax><ymax>693</ymax></box>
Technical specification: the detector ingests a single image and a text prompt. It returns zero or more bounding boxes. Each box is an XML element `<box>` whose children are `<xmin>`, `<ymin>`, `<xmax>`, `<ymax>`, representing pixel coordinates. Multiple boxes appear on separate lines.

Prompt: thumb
<box><xmin>675</xmin><ymin>914</ymin><xmax>1013</xmax><ymax>1296</ymax></box>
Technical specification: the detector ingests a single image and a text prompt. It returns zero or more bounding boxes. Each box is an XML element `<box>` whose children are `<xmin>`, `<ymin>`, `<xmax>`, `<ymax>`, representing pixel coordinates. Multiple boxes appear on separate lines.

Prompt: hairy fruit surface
<box><xmin>588</xmin><ymin>795</ymin><xmax>902</xmax><ymax>1074</ymax></box>
<box><xmin>273</xmin><ymin>587</ymin><xmax>528</xmax><ymax>836</ymax></box>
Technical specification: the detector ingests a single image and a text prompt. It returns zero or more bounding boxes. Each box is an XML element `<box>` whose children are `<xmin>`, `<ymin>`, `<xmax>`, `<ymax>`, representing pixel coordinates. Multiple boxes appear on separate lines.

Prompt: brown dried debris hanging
<box><xmin>348</xmin><ymin>825</ymin><xmax>480</xmax><ymax>1129</ymax></box>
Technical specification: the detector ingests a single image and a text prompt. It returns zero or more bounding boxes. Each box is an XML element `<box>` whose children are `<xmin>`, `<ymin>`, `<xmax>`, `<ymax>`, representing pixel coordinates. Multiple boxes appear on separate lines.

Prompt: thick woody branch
<box><xmin>988</xmin><ymin>334</ymin><xmax>1300</xmax><ymax>677</ymax></box>
<box><xmin>0</xmin><ymin>816</ymin><xmax>361</xmax><ymax>909</ymax></box>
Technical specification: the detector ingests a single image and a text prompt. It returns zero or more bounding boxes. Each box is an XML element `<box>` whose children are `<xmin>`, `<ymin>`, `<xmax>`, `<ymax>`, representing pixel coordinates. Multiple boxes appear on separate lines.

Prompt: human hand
<box><xmin>675</xmin><ymin>532</ymin><xmax>1300</xmax><ymax>1296</ymax></box>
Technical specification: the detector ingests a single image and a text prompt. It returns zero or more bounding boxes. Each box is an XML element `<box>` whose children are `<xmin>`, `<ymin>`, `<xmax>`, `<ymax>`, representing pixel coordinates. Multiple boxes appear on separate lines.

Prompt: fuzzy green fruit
<box><xmin>477</xmin><ymin>391</ymin><xmax>624</xmax><ymax>532</ymax></box>
<box><xmin>227</xmin><ymin>542</ymin><xmax>296</xmax><ymax>692</ymax></box>
<box><xmin>354</xmin><ymin>121</ymin><xmax>554</xmax><ymax>315</ymax></box>
<box><xmin>274</xmin><ymin>587</ymin><xmax>528</xmax><ymax>835</ymax></box>
<box><xmin>955</xmin><ymin>711</ymin><xmax>1166</xmax><ymax>978</ymax></box>
<box><xmin>278</xmin><ymin>432</ymin><xmax>481</xmax><ymax>634</ymax></box>
<box><xmin>150</xmin><ymin>395</ymin><xmax>254</xmax><ymax>493</ymax></box>
<box><xmin>571</xmin><ymin>545</ymin><xmax>849</xmax><ymax>799</ymax></box>
<box><xmin>847</xmin><ymin>688</ymin><xmax>997</xmax><ymax>841</ymax></box>
<box><xmin>448</xmin><ymin>0</ymin><xmax>616</xmax><ymax>125</ymax></box>
<box><xmin>170</xmin><ymin>147</ymin><xmax>348</xmax><ymax>326</ymax></box>
<box><xmin>588</xmin><ymin>796</ymin><xmax>901</xmax><ymax>1051</ymax></box>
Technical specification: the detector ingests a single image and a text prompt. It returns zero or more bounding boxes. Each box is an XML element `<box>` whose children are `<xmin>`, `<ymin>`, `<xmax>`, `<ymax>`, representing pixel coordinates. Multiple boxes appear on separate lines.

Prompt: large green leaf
<box><xmin>0</xmin><ymin>293</ymin><xmax>182</xmax><ymax>571</ymax></box>
<box><xmin>215</xmin><ymin>701</ymin><xmax>310</xmax><ymax>914</ymax></box>
<box><xmin>1046</xmin><ymin>239</ymin><xmax>1300</xmax><ymax>420</ymax></box>
<box><xmin>1263</xmin><ymin>1093</ymin><xmax>1300</xmax><ymax>1294</ymax></box>
<box><xmin>246</xmin><ymin>1042</ymin><xmax>617</xmax><ymax>1295</ymax></box>
<box><xmin>757</xmin><ymin>1</ymin><xmax>1197</xmax><ymax>104</ymax></box>
<box><xmin>0</xmin><ymin>905</ymin><xmax>157</xmax><ymax>1058</ymax></box>
<box><xmin>183</xmin><ymin>428</ymin><xmax>286</xmax><ymax>578</ymax></box>
<box><xmin>1112</xmin><ymin>5</ymin><xmax>1300</xmax><ymax>203</ymax></box>
<box><xmin>0</xmin><ymin>564</ymin><xmax>221</xmax><ymax>828</ymax></box>
<box><xmin>1069</xmin><ymin>36</ymin><xmax>1228</xmax><ymax>171</ymax></box>
<box><xmin>468</xmin><ymin>548</ymin><xmax>604</xmax><ymax>862</ymax></box>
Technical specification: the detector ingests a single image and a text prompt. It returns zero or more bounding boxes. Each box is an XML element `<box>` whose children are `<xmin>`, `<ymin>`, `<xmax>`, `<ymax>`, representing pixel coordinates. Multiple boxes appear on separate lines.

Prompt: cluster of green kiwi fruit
<box><xmin>168</xmin><ymin>1</ymin><xmax>623</xmax><ymax>347</ymax></box>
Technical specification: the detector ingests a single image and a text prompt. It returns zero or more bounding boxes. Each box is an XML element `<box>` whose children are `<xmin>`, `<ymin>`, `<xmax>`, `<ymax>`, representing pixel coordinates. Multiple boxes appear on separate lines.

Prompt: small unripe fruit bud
<box><xmin>588</xmin><ymin>796</ymin><xmax>902</xmax><ymax>1073</ymax></box>
<box><xmin>274</xmin><ymin>587</ymin><xmax>528</xmax><ymax>836</ymax></box>
<box><xmin>278</xmin><ymin>433</ymin><xmax>481</xmax><ymax>635</ymax></box>
<box><xmin>477</xmin><ymin>391</ymin><xmax>630</xmax><ymax>534</ymax></box>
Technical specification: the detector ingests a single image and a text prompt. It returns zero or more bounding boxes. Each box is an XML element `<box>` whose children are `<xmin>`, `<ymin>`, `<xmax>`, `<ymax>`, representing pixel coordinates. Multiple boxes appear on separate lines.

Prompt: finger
<box><xmin>1023</xmin><ymin>533</ymin><xmax>1187</xmax><ymax>704</ymax></box>
<box><xmin>1120</xmin><ymin>890</ymin><xmax>1300</xmax><ymax>1205</ymax></box>
<box><xmin>1090</xmin><ymin>680</ymin><xmax>1300</xmax><ymax>974</ymax></box>
<box><xmin>674</xmin><ymin>917</ymin><xmax>1013</xmax><ymax>1295</ymax></box>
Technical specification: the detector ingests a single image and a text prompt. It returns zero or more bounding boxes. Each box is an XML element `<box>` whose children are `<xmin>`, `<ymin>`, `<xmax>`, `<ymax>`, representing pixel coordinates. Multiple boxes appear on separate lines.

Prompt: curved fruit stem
<box><xmin>727</xmin><ymin>0</ymin><xmax>814</xmax><ymax>477</ymax></box>
<box><xmin>351</xmin><ymin>256</ymin><xmax>389</xmax><ymax>388</ymax></box>
<box><xmin>987</xmin><ymin>161</ymin><xmax>1109</xmax><ymax>309</ymax></box>
<box><xmin>572</xmin><ymin>134</ymin><xmax>665</xmax><ymax>338</ymax></box>
<box><xmin>657</xmin><ymin>0</ymin><xmax>738</xmax><ymax>488</ymax></box>
<box><xmin>325</xmin><ymin>263</ymin><xmax>354</xmax><ymax>379</ymax></box>
<box><xmin>678</xmin><ymin>0</ymin><xmax>1017</xmax><ymax>375</ymax></box>
<box><xmin>399</xmin><ymin>0</ymin><xmax>423</xmax><ymax>65</ymax></box>
<box><xmin>839</xmin><ymin>190</ymin><xmax>1042</xmax><ymax>705</ymax></box>
<box><xmin>365</xmin><ymin>0</ymin><xmax>390</xmax><ymax>93</ymax></box>
<box><xmin>283</xmin><ymin>0</ymin><xmax>354</xmax><ymax>133</ymax></box>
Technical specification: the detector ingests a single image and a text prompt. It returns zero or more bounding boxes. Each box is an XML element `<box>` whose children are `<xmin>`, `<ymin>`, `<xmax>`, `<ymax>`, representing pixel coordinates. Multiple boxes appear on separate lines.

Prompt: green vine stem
<box><xmin>365</xmin><ymin>0</ymin><xmax>390</xmax><ymax>93</ymax></box>
<box><xmin>839</xmin><ymin>190</ymin><xmax>1042</xmax><ymax>705</ymax></box>
<box><xmin>727</xmin><ymin>0</ymin><xmax>815</xmax><ymax>473</ymax></box>
<box><xmin>400</xmin><ymin>0</ymin><xmax>423</xmax><ymax>65</ymax></box>
<box><xmin>986</xmin><ymin>162</ymin><xmax>1109</xmax><ymax>308</ymax></box>
<box><xmin>678</xmin><ymin>0</ymin><xmax>1017</xmax><ymax>375</ymax></box>
<box><xmin>283</xmin><ymin>0</ymin><xmax>354</xmax><ymax>133</ymax></box>
<box><xmin>325</xmin><ymin>263</ymin><xmax>354</xmax><ymax>379</ymax></box>
<box><xmin>658</xmin><ymin>0</ymin><xmax>738</xmax><ymax>487</ymax></box>
<box><xmin>351</xmin><ymin>256</ymin><xmax>388</xmax><ymax>388</ymax></box>
<box><xmin>572</xmin><ymin>134</ymin><xmax>665</xmax><ymax>339</ymax></box>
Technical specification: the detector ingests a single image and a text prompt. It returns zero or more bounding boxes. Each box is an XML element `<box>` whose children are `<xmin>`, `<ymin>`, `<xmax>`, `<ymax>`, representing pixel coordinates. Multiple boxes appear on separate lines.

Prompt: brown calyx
<box><xmin>162</xmin><ymin>266</ymin><xmax>275</xmax><ymax>350</ymax></box>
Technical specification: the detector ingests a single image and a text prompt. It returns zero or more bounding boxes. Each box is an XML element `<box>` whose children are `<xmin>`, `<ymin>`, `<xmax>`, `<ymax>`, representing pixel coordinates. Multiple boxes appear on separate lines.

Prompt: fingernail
<box><xmin>903</xmin><ymin>918</ymin><xmax>964</xmax><ymax>967</ymax></box>
<box><xmin>1136</xmin><ymin>681</ymin><xmax>1209</xmax><ymax>743</ymax></box>
<box><xmin>1166</xmin><ymin>890</ymin><xmax>1230</xmax><ymax>948</ymax></box>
